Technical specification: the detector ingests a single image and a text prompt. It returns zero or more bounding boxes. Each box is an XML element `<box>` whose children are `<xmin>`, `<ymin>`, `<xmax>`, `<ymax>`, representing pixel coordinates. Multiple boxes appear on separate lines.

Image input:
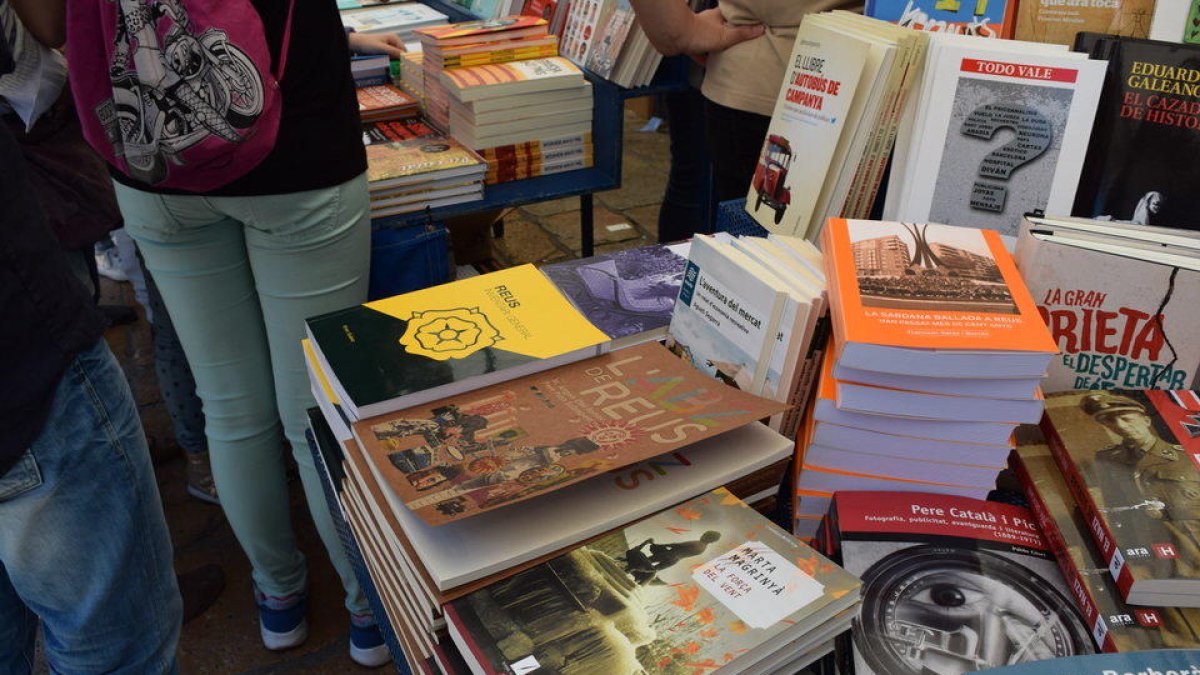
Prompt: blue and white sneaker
<box><xmin>255</xmin><ymin>590</ymin><xmax>308</xmax><ymax>651</ymax></box>
<box><xmin>349</xmin><ymin>621</ymin><xmax>391</xmax><ymax>668</ymax></box>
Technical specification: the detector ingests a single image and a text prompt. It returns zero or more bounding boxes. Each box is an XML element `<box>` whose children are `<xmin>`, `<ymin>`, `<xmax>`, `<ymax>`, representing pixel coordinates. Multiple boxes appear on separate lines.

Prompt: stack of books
<box><xmin>747</xmin><ymin>12</ymin><xmax>928</xmax><ymax>239</ymax></box>
<box><xmin>792</xmin><ymin>218</ymin><xmax>1057</xmax><ymax>538</ymax></box>
<box><xmin>415</xmin><ymin>19</ymin><xmax>595</xmax><ymax>184</ymax></box>
<box><xmin>397</xmin><ymin>52</ymin><xmax>426</xmax><ymax>104</ymax></box>
<box><xmin>361</xmin><ymin>114</ymin><xmax>487</xmax><ymax>218</ymax></box>
<box><xmin>559</xmin><ymin>0</ymin><xmax>663</xmax><ymax>87</ymax></box>
<box><xmin>357</xmin><ymin>84</ymin><xmax>421</xmax><ymax>122</ymax></box>
<box><xmin>301</xmin><ymin>264</ymin><xmax>856</xmax><ymax>673</ymax></box>
<box><xmin>665</xmin><ymin>232</ymin><xmax>829</xmax><ymax>440</ymax></box>
<box><xmin>1014</xmin><ymin>438</ymin><xmax>1200</xmax><ymax>653</ymax></box>
<box><xmin>823</xmin><ymin>490</ymin><xmax>1094</xmax><ymax>673</ymax></box>
<box><xmin>340</xmin><ymin>2</ymin><xmax>449</xmax><ymax>42</ymax></box>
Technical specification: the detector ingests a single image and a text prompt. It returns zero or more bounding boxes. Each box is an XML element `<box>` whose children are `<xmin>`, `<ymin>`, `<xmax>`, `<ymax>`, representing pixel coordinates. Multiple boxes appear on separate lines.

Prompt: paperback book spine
<box><xmin>1041</xmin><ymin>420</ymin><xmax>1138</xmax><ymax>601</ymax></box>
<box><xmin>1014</xmin><ymin>453</ymin><xmax>1117</xmax><ymax>652</ymax></box>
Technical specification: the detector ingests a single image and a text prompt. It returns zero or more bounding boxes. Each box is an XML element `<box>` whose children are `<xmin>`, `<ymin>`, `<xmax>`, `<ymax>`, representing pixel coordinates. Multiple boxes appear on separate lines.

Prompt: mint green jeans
<box><xmin>114</xmin><ymin>175</ymin><xmax>372</xmax><ymax>618</ymax></box>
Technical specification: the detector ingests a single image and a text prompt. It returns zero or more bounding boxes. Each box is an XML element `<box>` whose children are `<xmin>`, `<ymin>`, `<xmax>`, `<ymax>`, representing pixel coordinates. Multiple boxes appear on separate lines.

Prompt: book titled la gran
<box><xmin>304</xmin><ymin>264</ymin><xmax>609</xmax><ymax>420</ymax></box>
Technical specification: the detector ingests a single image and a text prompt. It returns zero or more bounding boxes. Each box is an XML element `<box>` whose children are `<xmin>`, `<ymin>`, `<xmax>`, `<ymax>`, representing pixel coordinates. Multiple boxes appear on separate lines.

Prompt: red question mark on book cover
<box><xmin>961</xmin><ymin>103</ymin><xmax>1052</xmax><ymax>213</ymax></box>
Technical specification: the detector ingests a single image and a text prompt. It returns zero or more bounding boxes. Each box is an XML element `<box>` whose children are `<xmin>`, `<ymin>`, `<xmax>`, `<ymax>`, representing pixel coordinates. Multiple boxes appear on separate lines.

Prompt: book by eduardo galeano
<box><xmin>822</xmin><ymin>218</ymin><xmax>1058</xmax><ymax>378</ymax></box>
<box><xmin>445</xmin><ymin>488</ymin><xmax>861</xmax><ymax>675</ymax></box>
<box><xmin>353</xmin><ymin>341</ymin><xmax>788</xmax><ymax>526</ymax></box>
<box><xmin>831</xmin><ymin>491</ymin><xmax>1094</xmax><ymax>674</ymax></box>
<box><xmin>1072</xmin><ymin>35</ymin><xmax>1200</xmax><ymax>231</ymax></box>
<box><xmin>1042</xmin><ymin>389</ymin><xmax>1200</xmax><ymax>606</ymax></box>
<box><xmin>305</xmin><ymin>264</ymin><xmax>609</xmax><ymax>420</ymax></box>
<box><xmin>1013</xmin><ymin>443</ymin><xmax>1200</xmax><ymax>652</ymax></box>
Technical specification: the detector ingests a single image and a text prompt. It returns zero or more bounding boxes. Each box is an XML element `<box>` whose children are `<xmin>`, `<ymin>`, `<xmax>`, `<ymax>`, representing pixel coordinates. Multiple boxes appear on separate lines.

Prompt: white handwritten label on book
<box><xmin>691</xmin><ymin>540</ymin><xmax>824</xmax><ymax>629</ymax></box>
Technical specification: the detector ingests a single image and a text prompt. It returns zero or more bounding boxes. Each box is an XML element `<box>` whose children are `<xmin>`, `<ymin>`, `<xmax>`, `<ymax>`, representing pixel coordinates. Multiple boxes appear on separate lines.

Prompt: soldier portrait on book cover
<box><xmin>1082</xmin><ymin>392</ymin><xmax>1200</xmax><ymax>578</ymax></box>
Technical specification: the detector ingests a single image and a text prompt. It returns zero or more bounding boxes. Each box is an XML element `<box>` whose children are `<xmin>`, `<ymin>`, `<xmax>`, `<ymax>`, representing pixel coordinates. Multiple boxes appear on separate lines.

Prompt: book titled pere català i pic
<box><xmin>445</xmin><ymin>488</ymin><xmax>862</xmax><ymax>675</ymax></box>
<box><xmin>831</xmin><ymin>491</ymin><xmax>1094</xmax><ymax>675</ymax></box>
<box><xmin>353</xmin><ymin>342</ymin><xmax>788</xmax><ymax>526</ymax></box>
<box><xmin>305</xmin><ymin>264</ymin><xmax>609</xmax><ymax>420</ymax></box>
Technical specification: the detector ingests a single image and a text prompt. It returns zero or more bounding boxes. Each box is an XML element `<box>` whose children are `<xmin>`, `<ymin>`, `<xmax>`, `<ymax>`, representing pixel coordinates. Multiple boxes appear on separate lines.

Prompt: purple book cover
<box><xmin>540</xmin><ymin>245</ymin><xmax>685</xmax><ymax>341</ymax></box>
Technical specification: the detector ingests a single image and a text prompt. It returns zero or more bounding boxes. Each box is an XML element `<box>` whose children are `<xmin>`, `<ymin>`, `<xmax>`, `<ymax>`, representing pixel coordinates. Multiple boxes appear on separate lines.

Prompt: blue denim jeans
<box><xmin>0</xmin><ymin>340</ymin><xmax>181</xmax><ymax>674</ymax></box>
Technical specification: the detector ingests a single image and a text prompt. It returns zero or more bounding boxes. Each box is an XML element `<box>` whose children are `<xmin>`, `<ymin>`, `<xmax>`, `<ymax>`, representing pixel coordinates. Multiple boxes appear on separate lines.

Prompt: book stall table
<box><xmin>371</xmin><ymin>0</ymin><xmax>703</xmax><ymax>257</ymax></box>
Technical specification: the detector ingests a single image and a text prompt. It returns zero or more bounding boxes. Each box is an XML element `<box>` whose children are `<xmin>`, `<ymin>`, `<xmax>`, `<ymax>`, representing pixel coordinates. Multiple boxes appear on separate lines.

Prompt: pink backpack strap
<box><xmin>273</xmin><ymin>0</ymin><xmax>298</xmax><ymax>82</ymax></box>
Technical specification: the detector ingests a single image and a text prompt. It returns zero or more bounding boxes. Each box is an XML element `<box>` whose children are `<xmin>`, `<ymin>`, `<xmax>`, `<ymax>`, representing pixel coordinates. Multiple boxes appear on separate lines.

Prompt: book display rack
<box><xmin>371</xmin><ymin>0</ymin><xmax>702</xmax><ymax>258</ymax></box>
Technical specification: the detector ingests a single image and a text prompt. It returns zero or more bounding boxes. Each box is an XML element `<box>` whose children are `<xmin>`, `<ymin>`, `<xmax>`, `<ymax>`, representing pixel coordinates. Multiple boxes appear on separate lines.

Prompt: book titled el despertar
<box><xmin>445</xmin><ymin>488</ymin><xmax>862</xmax><ymax>675</ymax></box>
<box><xmin>1016</xmin><ymin>215</ymin><xmax>1200</xmax><ymax>392</ymax></box>
<box><xmin>305</xmin><ymin>264</ymin><xmax>608</xmax><ymax>420</ymax></box>
<box><xmin>831</xmin><ymin>491</ymin><xmax>1094</xmax><ymax>674</ymax></box>
<box><xmin>352</xmin><ymin>342</ymin><xmax>788</xmax><ymax>525</ymax></box>
<box><xmin>1042</xmin><ymin>389</ymin><xmax>1200</xmax><ymax>607</ymax></box>
<box><xmin>822</xmin><ymin>218</ymin><xmax>1058</xmax><ymax>378</ymax></box>
<box><xmin>972</xmin><ymin>649</ymin><xmax>1200</xmax><ymax>674</ymax></box>
<box><xmin>1013</xmin><ymin>443</ymin><xmax>1200</xmax><ymax>652</ymax></box>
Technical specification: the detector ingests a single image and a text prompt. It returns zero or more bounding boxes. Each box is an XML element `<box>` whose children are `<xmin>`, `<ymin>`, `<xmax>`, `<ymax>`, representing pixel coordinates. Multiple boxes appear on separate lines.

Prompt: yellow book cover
<box><xmin>305</xmin><ymin>264</ymin><xmax>609</xmax><ymax>417</ymax></box>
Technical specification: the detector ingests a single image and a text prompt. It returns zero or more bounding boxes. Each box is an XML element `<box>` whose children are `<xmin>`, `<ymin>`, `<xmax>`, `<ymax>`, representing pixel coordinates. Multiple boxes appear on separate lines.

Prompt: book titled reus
<box><xmin>354</xmin><ymin>342</ymin><xmax>788</xmax><ymax>526</ymax></box>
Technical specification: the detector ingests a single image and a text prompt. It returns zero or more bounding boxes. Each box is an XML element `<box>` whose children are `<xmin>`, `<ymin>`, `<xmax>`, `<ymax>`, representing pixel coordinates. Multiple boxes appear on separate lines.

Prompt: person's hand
<box><xmin>682</xmin><ymin>8</ymin><xmax>765</xmax><ymax>57</ymax></box>
<box><xmin>348</xmin><ymin>32</ymin><xmax>407</xmax><ymax>59</ymax></box>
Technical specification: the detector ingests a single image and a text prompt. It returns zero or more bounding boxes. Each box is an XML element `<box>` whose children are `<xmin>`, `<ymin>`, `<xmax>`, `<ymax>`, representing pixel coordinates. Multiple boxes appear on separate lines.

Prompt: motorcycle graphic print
<box><xmin>99</xmin><ymin>0</ymin><xmax>266</xmax><ymax>184</ymax></box>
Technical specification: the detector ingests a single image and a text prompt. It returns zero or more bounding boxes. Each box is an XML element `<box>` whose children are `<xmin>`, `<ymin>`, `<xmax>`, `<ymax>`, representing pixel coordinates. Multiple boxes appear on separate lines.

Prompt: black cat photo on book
<box><xmin>1072</xmin><ymin>34</ymin><xmax>1200</xmax><ymax>230</ymax></box>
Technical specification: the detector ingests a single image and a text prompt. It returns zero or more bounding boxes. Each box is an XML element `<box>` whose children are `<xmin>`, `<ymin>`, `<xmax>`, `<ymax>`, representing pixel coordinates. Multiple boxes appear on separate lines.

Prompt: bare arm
<box><xmin>8</xmin><ymin>0</ymin><xmax>66</xmax><ymax>49</ymax></box>
<box><xmin>627</xmin><ymin>0</ymin><xmax>763</xmax><ymax>57</ymax></box>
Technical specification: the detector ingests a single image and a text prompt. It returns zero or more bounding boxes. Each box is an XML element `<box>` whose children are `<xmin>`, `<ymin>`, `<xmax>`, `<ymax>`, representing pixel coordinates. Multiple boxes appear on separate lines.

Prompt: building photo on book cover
<box><xmin>929</xmin><ymin>78</ymin><xmax>1072</xmax><ymax>234</ymax></box>
<box><xmin>1044</xmin><ymin>390</ymin><xmax>1200</xmax><ymax>588</ymax></box>
<box><xmin>850</xmin><ymin>220</ymin><xmax>1017</xmax><ymax>313</ymax></box>
<box><xmin>445</xmin><ymin>489</ymin><xmax>860</xmax><ymax>675</ymax></box>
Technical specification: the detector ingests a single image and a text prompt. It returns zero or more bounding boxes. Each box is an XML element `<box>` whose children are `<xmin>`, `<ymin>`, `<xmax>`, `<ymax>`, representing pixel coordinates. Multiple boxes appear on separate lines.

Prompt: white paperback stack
<box><xmin>340</xmin><ymin>3</ymin><xmax>449</xmax><ymax>41</ymax></box>
<box><xmin>792</xmin><ymin>218</ymin><xmax>1059</xmax><ymax>537</ymax></box>
<box><xmin>666</xmin><ymin>233</ymin><xmax>830</xmax><ymax>440</ymax></box>
<box><xmin>882</xmin><ymin>32</ymin><xmax>1107</xmax><ymax>238</ymax></box>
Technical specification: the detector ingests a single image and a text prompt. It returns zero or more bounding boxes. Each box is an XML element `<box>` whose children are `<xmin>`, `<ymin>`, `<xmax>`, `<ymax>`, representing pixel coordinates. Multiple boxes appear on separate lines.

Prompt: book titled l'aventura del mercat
<box><xmin>352</xmin><ymin>342</ymin><xmax>788</xmax><ymax>526</ymax></box>
<box><xmin>445</xmin><ymin>488</ymin><xmax>862</xmax><ymax>675</ymax></box>
<box><xmin>305</xmin><ymin>264</ymin><xmax>610</xmax><ymax>420</ymax></box>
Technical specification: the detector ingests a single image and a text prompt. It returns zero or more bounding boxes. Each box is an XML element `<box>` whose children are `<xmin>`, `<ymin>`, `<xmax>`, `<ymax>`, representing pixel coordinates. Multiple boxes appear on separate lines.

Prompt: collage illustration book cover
<box><xmin>354</xmin><ymin>342</ymin><xmax>788</xmax><ymax>525</ymax></box>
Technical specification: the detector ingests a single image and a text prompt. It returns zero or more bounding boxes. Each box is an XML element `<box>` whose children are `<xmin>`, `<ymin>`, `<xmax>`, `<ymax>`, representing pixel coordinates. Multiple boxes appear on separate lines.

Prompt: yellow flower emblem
<box><xmin>399</xmin><ymin>307</ymin><xmax>501</xmax><ymax>361</ymax></box>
